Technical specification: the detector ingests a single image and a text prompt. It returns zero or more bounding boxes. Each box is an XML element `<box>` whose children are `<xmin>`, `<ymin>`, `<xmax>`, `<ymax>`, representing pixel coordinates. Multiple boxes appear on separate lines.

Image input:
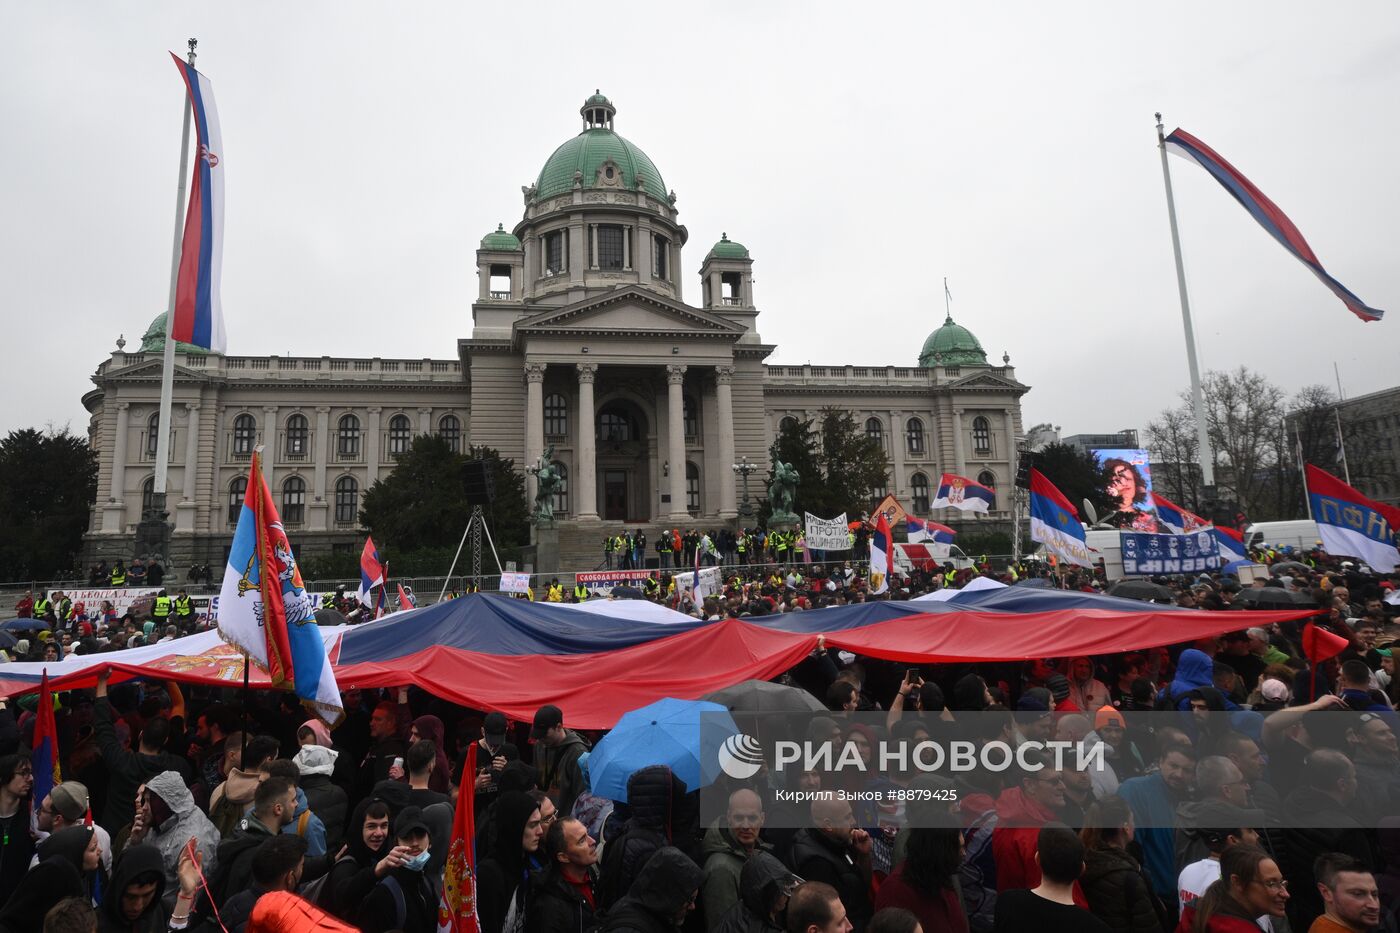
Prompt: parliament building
<box><xmin>83</xmin><ymin>92</ymin><xmax>1029</xmax><ymax>570</ymax></box>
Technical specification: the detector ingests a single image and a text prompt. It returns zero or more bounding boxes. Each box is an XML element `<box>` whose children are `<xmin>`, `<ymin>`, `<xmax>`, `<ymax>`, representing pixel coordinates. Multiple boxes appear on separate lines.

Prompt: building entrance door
<box><xmin>603</xmin><ymin>470</ymin><xmax>628</xmax><ymax>521</ymax></box>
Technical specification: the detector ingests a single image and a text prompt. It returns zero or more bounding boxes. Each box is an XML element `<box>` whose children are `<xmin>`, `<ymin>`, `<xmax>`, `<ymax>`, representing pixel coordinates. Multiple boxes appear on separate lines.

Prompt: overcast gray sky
<box><xmin>4</xmin><ymin>2</ymin><xmax>1398</xmax><ymax>441</ymax></box>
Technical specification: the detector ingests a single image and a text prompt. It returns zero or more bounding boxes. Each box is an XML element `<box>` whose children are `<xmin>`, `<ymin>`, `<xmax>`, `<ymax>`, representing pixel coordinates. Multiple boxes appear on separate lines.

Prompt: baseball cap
<box><xmin>531</xmin><ymin>704</ymin><xmax>563</xmax><ymax>740</ymax></box>
<box><xmin>1259</xmin><ymin>679</ymin><xmax>1289</xmax><ymax>703</ymax></box>
<box><xmin>394</xmin><ymin>805</ymin><xmax>430</xmax><ymax>839</ymax></box>
<box><xmin>50</xmin><ymin>782</ymin><xmax>90</xmax><ymax>822</ymax></box>
<box><xmin>1094</xmin><ymin>707</ymin><xmax>1125</xmax><ymax>731</ymax></box>
<box><xmin>484</xmin><ymin>712</ymin><xmax>508</xmax><ymax>743</ymax></box>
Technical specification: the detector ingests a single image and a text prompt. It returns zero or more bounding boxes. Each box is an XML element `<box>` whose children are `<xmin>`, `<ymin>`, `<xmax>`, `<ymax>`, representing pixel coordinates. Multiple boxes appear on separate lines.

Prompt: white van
<box><xmin>1244</xmin><ymin>520</ymin><xmax>1320</xmax><ymax>552</ymax></box>
<box><xmin>1085</xmin><ymin>529</ymin><xmax>1124</xmax><ymax>581</ymax></box>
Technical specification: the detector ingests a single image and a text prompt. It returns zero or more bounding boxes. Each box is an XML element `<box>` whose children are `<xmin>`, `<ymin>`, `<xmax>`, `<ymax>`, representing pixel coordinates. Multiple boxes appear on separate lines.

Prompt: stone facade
<box><xmin>82</xmin><ymin>92</ymin><xmax>1029</xmax><ymax>569</ymax></box>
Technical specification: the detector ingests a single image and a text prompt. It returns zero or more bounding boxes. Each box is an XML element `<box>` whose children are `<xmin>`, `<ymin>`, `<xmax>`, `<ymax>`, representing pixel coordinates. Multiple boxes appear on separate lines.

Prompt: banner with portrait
<box><xmin>1093</xmin><ymin>448</ymin><xmax>1160</xmax><ymax>532</ymax></box>
<box><xmin>1120</xmin><ymin>530</ymin><xmax>1219</xmax><ymax>576</ymax></box>
<box><xmin>803</xmin><ymin>512</ymin><xmax>850</xmax><ymax>551</ymax></box>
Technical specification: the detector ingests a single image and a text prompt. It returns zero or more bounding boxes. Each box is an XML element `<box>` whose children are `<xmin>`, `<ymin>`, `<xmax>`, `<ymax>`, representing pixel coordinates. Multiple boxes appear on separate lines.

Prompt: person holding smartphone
<box><xmin>470</xmin><ymin>712</ymin><xmax>520</xmax><ymax>812</ymax></box>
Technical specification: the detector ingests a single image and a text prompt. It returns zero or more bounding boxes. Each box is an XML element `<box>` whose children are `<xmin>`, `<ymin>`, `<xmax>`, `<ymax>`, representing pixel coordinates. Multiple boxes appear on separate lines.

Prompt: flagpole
<box><xmin>152</xmin><ymin>38</ymin><xmax>198</xmax><ymax>521</ymax></box>
<box><xmin>1156</xmin><ymin>113</ymin><xmax>1216</xmax><ymax>489</ymax></box>
<box><xmin>1332</xmin><ymin>361</ymin><xmax>1352</xmax><ymax>485</ymax></box>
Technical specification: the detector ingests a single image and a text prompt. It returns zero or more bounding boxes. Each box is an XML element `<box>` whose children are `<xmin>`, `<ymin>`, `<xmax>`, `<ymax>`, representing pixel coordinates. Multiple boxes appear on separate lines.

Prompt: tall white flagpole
<box><xmin>1156</xmin><ymin>113</ymin><xmax>1216</xmax><ymax>489</ymax></box>
<box><xmin>1332</xmin><ymin>361</ymin><xmax>1352</xmax><ymax>485</ymax></box>
<box><xmin>152</xmin><ymin>38</ymin><xmax>198</xmax><ymax>513</ymax></box>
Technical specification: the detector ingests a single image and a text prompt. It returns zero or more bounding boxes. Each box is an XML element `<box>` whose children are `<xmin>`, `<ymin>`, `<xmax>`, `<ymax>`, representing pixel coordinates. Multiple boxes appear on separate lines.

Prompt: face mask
<box><xmin>402</xmin><ymin>850</ymin><xmax>431</xmax><ymax>872</ymax></box>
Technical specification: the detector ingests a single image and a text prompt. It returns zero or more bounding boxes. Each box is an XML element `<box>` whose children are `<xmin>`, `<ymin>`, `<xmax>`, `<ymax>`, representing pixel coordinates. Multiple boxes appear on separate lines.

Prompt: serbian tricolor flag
<box><xmin>1306</xmin><ymin>464</ymin><xmax>1400</xmax><ymax>571</ymax></box>
<box><xmin>1210</xmin><ymin>525</ymin><xmax>1248</xmax><ymax>565</ymax></box>
<box><xmin>169</xmin><ymin>53</ymin><xmax>227</xmax><ymax>352</ymax></box>
<box><xmin>930</xmin><ymin>473</ymin><xmax>994</xmax><ymax>513</ymax></box>
<box><xmin>1151</xmin><ymin>492</ymin><xmax>1209</xmax><ymax>534</ymax></box>
<box><xmin>907</xmin><ymin>517</ymin><xmax>955</xmax><ymax>545</ymax></box>
<box><xmin>358</xmin><ymin>537</ymin><xmax>386</xmax><ymax>608</ymax></box>
<box><xmin>438</xmin><ymin>743</ymin><xmax>481</xmax><ymax>933</ymax></box>
<box><xmin>397</xmin><ymin>584</ymin><xmax>416</xmax><ymax>611</ymax></box>
<box><xmin>1029</xmin><ymin>470</ymin><xmax>1092</xmax><ymax>567</ymax></box>
<box><xmin>869</xmin><ymin>513</ymin><xmax>893</xmax><ymax>595</ymax></box>
<box><xmin>217</xmin><ymin>450</ymin><xmax>343</xmax><ymax>723</ymax></box>
<box><xmin>1165</xmin><ymin>128</ymin><xmax>1384</xmax><ymax>323</ymax></box>
<box><xmin>31</xmin><ymin>672</ymin><xmax>60</xmax><ymax>811</ymax></box>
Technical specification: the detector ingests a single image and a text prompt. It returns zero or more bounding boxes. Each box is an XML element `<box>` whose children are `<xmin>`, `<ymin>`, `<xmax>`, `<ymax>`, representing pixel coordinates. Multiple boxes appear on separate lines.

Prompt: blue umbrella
<box><xmin>0</xmin><ymin>618</ymin><xmax>50</xmax><ymax>633</ymax></box>
<box><xmin>1221</xmin><ymin>560</ymin><xmax>1253</xmax><ymax>576</ymax></box>
<box><xmin>588</xmin><ymin>697</ymin><xmax>739</xmax><ymax>802</ymax></box>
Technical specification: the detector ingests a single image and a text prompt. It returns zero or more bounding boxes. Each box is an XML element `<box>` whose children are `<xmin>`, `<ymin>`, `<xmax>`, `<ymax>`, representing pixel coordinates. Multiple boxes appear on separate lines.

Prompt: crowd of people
<box><xmin>602</xmin><ymin>527</ymin><xmax>872</xmax><ymax>571</ymax></box>
<box><xmin>0</xmin><ymin>544</ymin><xmax>1397</xmax><ymax>932</ymax></box>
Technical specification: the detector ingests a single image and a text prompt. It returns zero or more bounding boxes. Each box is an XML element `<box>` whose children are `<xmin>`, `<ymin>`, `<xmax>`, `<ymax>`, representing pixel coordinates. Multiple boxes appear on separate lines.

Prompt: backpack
<box><xmin>299</xmin><ymin>852</ymin><xmax>357</xmax><ymax>908</ymax></box>
<box><xmin>375</xmin><ymin>875</ymin><xmax>409</xmax><ymax>931</ymax></box>
<box><xmin>295</xmin><ymin>810</ymin><xmax>311</xmax><ymax>838</ymax></box>
<box><xmin>209</xmin><ymin>793</ymin><xmax>245</xmax><ymax>838</ymax></box>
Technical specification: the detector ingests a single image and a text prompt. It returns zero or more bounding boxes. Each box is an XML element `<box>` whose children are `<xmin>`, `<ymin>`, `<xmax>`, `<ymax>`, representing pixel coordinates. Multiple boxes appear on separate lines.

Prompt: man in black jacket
<box><xmin>533</xmin><ymin>704</ymin><xmax>591</xmax><ymax>814</ymax></box>
<box><xmin>600</xmin><ymin>847</ymin><xmax>703</xmax><ymax>933</ymax></box>
<box><xmin>786</xmin><ymin>798</ymin><xmax>872</xmax><ymax>933</ymax></box>
<box><xmin>528</xmin><ymin>817</ymin><xmax>600</xmax><ymax>933</ymax></box>
<box><xmin>221</xmin><ymin>834</ymin><xmax>307</xmax><ymax>933</ymax></box>
<box><xmin>93</xmin><ymin>670</ymin><xmax>191</xmax><ymax>831</ymax></box>
<box><xmin>210</xmin><ymin>775</ymin><xmax>300</xmax><ymax>906</ymax></box>
<box><xmin>358</xmin><ymin>806</ymin><xmax>438</xmax><ymax>933</ymax></box>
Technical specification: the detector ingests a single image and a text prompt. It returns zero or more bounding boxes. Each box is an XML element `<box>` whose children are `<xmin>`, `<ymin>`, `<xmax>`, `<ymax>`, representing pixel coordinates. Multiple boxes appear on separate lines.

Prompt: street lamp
<box><xmin>732</xmin><ymin>455</ymin><xmax>758</xmax><ymax>520</ymax></box>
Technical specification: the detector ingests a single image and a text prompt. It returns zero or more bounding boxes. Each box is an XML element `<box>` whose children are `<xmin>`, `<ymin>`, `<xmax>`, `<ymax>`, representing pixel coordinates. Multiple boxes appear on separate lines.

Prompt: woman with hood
<box><xmin>294</xmin><ymin>743</ymin><xmax>348</xmax><ymax>852</ymax></box>
<box><xmin>477</xmin><ymin>790</ymin><xmax>545</xmax><ymax>933</ymax></box>
<box><xmin>36</xmin><ymin>825</ymin><xmax>104</xmax><ymax>905</ymax></box>
<box><xmin>0</xmin><ymin>846</ymin><xmax>85</xmax><ymax>932</ymax></box>
<box><xmin>1158</xmin><ymin>650</ymin><xmax>1240</xmax><ymax>712</ymax></box>
<box><xmin>713</xmin><ymin>852</ymin><xmax>801</xmax><ymax>933</ymax></box>
<box><xmin>1077</xmin><ymin>798</ymin><xmax>1164</xmax><ymax>933</ymax></box>
<box><xmin>1065</xmin><ymin>658</ymin><xmax>1110</xmax><ymax>713</ymax></box>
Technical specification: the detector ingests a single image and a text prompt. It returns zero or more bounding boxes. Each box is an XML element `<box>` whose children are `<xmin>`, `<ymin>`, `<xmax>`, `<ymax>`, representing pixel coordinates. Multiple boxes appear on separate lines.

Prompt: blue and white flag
<box><xmin>1307</xmin><ymin>464</ymin><xmax>1399</xmax><ymax>571</ymax></box>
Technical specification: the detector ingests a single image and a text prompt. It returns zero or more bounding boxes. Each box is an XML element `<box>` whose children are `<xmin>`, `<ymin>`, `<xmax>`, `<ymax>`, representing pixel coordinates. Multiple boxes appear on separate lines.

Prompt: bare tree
<box><xmin>1198</xmin><ymin>367</ymin><xmax>1285</xmax><ymax>520</ymax></box>
<box><xmin>1145</xmin><ymin>403</ymin><xmax>1201</xmax><ymax>511</ymax></box>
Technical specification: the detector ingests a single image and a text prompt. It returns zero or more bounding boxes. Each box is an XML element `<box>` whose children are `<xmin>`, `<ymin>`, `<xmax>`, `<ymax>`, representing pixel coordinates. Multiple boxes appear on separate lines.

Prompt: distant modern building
<box><xmin>81</xmin><ymin>91</ymin><xmax>1029</xmax><ymax>570</ymax></box>
<box><xmin>1062</xmin><ymin>429</ymin><xmax>1140</xmax><ymax>452</ymax></box>
<box><xmin>1303</xmin><ymin>385</ymin><xmax>1400</xmax><ymax>509</ymax></box>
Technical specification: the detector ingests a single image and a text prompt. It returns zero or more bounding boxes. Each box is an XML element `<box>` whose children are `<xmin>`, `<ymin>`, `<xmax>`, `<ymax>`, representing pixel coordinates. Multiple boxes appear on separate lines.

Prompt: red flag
<box><xmin>32</xmin><ymin>671</ymin><xmax>60</xmax><ymax>807</ymax></box>
<box><xmin>397</xmin><ymin>584</ymin><xmax>415</xmax><ymax>610</ymax></box>
<box><xmin>1301</xmin><ymin>622</ymin><xmax>1349</xmax><ymax>664</ymax></box>
<box><xmin>437</xmin><ymin>744</ymin><xmax>480</xmax><ymax>933</ymax></box>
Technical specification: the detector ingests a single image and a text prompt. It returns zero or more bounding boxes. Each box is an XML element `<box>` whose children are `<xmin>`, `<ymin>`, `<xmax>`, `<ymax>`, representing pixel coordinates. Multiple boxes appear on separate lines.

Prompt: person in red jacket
<box><xmin>992</xmin><ymin>751</ymin><xmax>1087</xmax><ymax>907</ymax></box>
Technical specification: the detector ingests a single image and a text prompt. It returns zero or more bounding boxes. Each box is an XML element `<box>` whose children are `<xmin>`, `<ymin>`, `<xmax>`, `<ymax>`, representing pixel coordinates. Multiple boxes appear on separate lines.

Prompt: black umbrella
<box><xmin>1107</xmin><ymin>580</ymin><xmax>1175</xmax><ymax>602</ymax></box>
<box><xmin>1270</xmin><ymin>561</ymin><xmax>1311</xmax><ymax>576</ymax></box>
<box><xmin>313</xmin><ymin>608</ymin><xmax>348</xmax><ymax>626</ymax></box>
<box><xmin>702</xmin><ymin>679</ymin><xmax>827</xmax><ymax>714</ymax></box>
<box><xmin>609</xmin><ymin>585</ymin><xmax>645</xmax><ymax>600</ymax></box>
<box><xmin>1236</xmin><ymin>587</ymin><xmax>1315</xmax><ymax>609</ymax></box>
<box><xmin>0</xmin><ymin>631</ymin><xmax>17</xmax><ymax>650</ymax></box>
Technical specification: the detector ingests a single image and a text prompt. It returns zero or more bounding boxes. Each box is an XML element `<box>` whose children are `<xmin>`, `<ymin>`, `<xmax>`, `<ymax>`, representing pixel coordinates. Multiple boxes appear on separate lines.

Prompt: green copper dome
<box><xmin>139</xmin><ymin>312</ymin><xmax>212</xmax><ymax>356</ymax></box>
<box><xmin>481</xmin><ymin>223</ymin><xmax>521</xmax><ymax>250</ymax></box>
<box><xmin>534</xmin><ymin>93</ymin><xmax>667</xmax><ymax>202</ymax></box>
<box><xmin>918</xmin><ymin>314</ymin><xmax>987</xmax><ymax>367</ymax></box>
<box><xmin>709</xmin><ymin>233</ymin><xmax>749</xmax><ymax>259</ymax></box>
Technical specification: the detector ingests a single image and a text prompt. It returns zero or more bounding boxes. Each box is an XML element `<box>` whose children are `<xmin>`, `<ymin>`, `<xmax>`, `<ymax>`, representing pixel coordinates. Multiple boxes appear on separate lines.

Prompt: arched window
<box><xmin>337</xmin><ymin>414</ymin><xmax>361</xmax><ymax>459</ymax></box>
<box><xmin>141</xmin><ymin>477</ymin><xmax>155</xmax><ymax>515</ymax></box>
<box><xmin>228</xmin><ymin>476</ymin><xmax>248</xmax><ymax>524</ymax></box>
<box><xmin>865</xmin><ymin>417</ymin><xmax>884</xmax><ymax>448</ymax></box>
<box><xmin>551</xmin><ymin>462</ymin><xmax>569</xmax><ymax>516</ymax></box>
<box><xmin>282</xmin><ymin>476</ymin><xmax>306</xmax><ymax>524</ymax></box>
<box><xmin>683</xmin><ymin>396</ymin><xmax>699</xmax><ymax>441</ymax></box>
<box><xmin>598</xmin><ymin>405</ymin><xmax>635</xmax><ymax>442</ymax></box>
<box><xmin>911</xmin><ymin>472</ymin><xmax>930</xmax><ymax>514</ymax></box>
<box><xmin>906</xmin><ymin>417</ymin><xmax>925</xmax><ymax>455</ymax></box>
<box><xmin>334</xmin><ymin>476</ymin><xmax>359</xmax><ymax>525</ymax></box>
<box><xmin>388</xmin><ymin>414</ymin><xmax>412</xmax><ymax>457</ymax></box>
<box><xmin>977</xmin><ymin>470</ymin><xmax>998</xmax><ymax>510</ymax></box>
<box><xmin>779</xmin><ymin>416</ymin><xmax>798</xmax><ymax>435</ymax></box>
<box><xmin>285</xmin><ymin>414</ymin><xmax>309</xmax><ymax>460</ymax></box>
<box><xmin>232</xmin><ymin>413</ymin><xmax>257</xmax><ymax>459</ymax></box>
<box><xmin>972</xmin><ymin>416</ymin><xmax>991</xmax><ymax>453</ymax></box>
<box><xmin>437</xmin><ymin>414</ymin><xmax>461</xmax><ymax>453</ymax></box>
<box><xmin>686</xmin><ymin>461</ymin><xmax>701</xmax><ymax>515</ymax></box>
<box><xmin>544</xmin><ymin>394</ymin><xmax>568</xmax><ymax>437</ymax></box>
<box><xmin>145</xmin><ymin>413</ymin><xmax>161</xmax><ymax>458</ymax></box>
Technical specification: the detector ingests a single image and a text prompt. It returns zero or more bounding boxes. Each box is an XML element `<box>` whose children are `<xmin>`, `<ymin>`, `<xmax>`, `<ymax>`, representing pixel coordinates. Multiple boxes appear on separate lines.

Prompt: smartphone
<box><xmin>906</xmin><ymin>668</ymin><xmax>922</xmax><ymax>684</ymax></box>
<box><xmin>392</xmin><ymin>757</ymin><xmax>404</xmax><ymax>771</ymax></box>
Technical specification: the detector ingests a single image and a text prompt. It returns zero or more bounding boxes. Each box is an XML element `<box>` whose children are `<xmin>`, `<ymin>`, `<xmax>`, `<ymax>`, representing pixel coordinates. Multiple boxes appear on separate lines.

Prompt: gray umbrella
<box><xmin>313</xmin><ymin>608</ymin><xmax>348</xmax><ymax>626</ymax></box>
<box><xmin>1269</xmin><ymin>561</ymin><xmax>1311</xmax><ymax>576</ymax></box>
<box><xmin>1236</xmin><ymin>587</ymin><xmax>1316</xmax><ymax>609</ymax></box>
<box><xmin>1107</xmin><ymin>580</ymin><xmax>1175</xmax><ymax>602</ymax></box>
<box><xmin>702</xmin><ymin>679</ymin><xmax>827</xmax><ymax>714</ymax></box>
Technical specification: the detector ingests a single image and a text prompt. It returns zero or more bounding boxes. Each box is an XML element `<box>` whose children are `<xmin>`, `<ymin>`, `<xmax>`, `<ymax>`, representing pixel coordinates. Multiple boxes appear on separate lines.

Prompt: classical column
<box><xmin>715</xmin><ymin>367</ymin><xmax>737</xmax><ymax>518</ymax></box>
<box><xmin>366</xmin><ymin>407</ymin><xmax>382</xmax><ymax>485</ymax></box>
<box><xmin>588</xmin><ymin>224</ymin><xmax>598</xmax><ymax>269</ymax></box>
<box><xmin>889</xmin><ymin>410</ymin><xmax>906</xmax><ymax>500</ymax></box>
<box><xmin>952</xmin><ymin>408</ymin><xmax>966</xmax><ymax>478</ymax></box>
<box><xmin>176</xmin><ymin>402</ymin><xmax>201</xmax><ymax>533</ymax></box>
<box><xmin>102</xmin><ymin>403</ymin><xmax>131</xmax><ymax>532</ymax></box>
<box><xmin>622</xmin><ymin>225</ymin><xmax>631</xmax><ymax>270</ymax></box>
<box><xmin>311</xmin><ymin>406</ymin><xmax>330</xmax><ymax>531</ymax></box>
<box><xmin>524</xmin><ymin>362</ymin><xmax>547</xmax><ymax>503</ymax></box>
<box><xmin>418</xmin><ymin>407</ymin><xmax>432</xmax><ymax>437</ymax></box>
<box><xmin>666</xmin><ymin>364</ymin><xmax>689</xmax><ymax>520</ymax></box>
<box><xmin>575</xmin><ymin>363</ymin><xmax>599</xmax><ymax>520</ymax></box>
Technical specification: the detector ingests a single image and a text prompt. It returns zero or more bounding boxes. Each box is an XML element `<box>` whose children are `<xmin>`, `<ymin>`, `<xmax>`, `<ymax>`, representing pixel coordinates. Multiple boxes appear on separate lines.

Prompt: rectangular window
<box><xmin>545</xmin><ymin>231</ymin><xmax>565</xmax><ymax>275</ymax></box>
<box><xmin>653</xmin><ymin>235</ymin><xmax>668</xmax><ymax>280</ymax></box>
<box><xmin>597</xmin><ymin>226</ymin><xmax>624</xmax><ymax>270</ymax></box>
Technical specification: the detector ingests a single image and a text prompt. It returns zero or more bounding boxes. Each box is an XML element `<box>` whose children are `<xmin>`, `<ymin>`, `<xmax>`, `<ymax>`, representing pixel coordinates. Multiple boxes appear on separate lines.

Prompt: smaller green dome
<box><xmin>584</xmin><ymin>90</ymin><xmax>612</xmax><ymax>108</ymax></box>
<box><xmin>140</xmin><ymin>312</ymin><xmax>212</xmax><ymax>356</ymax></box>
<box><xmin>481</xmin><ymin>223</ymin><xmax>521</xmax><ymax>251</ymax></box>
<box><xmin>918</xmin><ymin>314</ymin><xmax>987</xmax><ymax>367</ymax></box>
<box><xmin>709</xmin><ymin>233</ymin><xmax>749</xmax><ymax>260</ymax></box>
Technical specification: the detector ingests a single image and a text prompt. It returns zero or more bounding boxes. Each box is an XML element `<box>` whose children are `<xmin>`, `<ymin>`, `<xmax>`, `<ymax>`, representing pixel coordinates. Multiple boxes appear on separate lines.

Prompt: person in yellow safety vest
<box><xmin>547</xmin><ymin>580</ymin><xmax>564</xmax><ymax>602</ymax></box>
<box><xmin>573</xmin><ymin>582</ymin><xmax>589</xmax><ymax>601</ymax></box>
<box><xmin>33</xmin><ymin>595</ymin><xmax>52</xmax><ymax>620</ymax></box>
<box><xmin>644</xmin><ymin>576</ymin><xmax>660</xmax><ymax>598</ymax></box>
<box><xmin>174</xmin><ymin>590</ymin><xmax>195</xmax><ymax>622</ymax></box>
<box><xmin>53</xmin><ymin>592</ymin><xmax>72</xmax><ymax>622</ymax></box>
<box><xmin>321</xmin><ymin>591</ymin><xmax>337</xmax><ymax>609</ymax></box>
<box><xmin>735</xmin><ymin>532</ymin><xmax>747</xmax><ymax>564</ymax></box>
<box><xmin>151</xmin><ymin>590</ymin><xmax>172</xmax><ymax>621</ymax></box>
<box><xmin>847</xmin><ymin>530</ymin><xmax>856</xmax><ymax>551</ymax></box>
<box><xmin>657</xmin><ymin>532</ymin><xmax>673</xmax><ymax>569</ymax></box>
<box><xmin>944</xmin><ymin>568</ymin><xmax>957</xmax><ymax>586</ymax></box>
<box><xmin>526</xmin><ymin>586</ymin><xmax>535</xmax><ymax>601</ymax></box>
<box><xmin>774</xmin><ymin>531</ymin><xmax>789</xmax><ymax>562</ymax></box>
<box><xmin>110</xmin><ymin>561</ymin><xmax>127</xmax><ymax>587</ymax></box>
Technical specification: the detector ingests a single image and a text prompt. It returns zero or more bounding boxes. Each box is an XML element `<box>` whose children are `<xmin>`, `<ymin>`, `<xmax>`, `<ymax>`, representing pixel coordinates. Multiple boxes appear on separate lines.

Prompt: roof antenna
<box><xmin>943</xmin><ymin>277</ymin><xmax>953</xmax><ymax>323</ymax></box>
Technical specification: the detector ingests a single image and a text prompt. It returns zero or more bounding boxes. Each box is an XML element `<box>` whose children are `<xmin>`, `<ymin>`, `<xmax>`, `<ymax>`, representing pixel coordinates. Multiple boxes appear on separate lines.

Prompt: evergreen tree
<box><xmin>0</xmin><ymin>427</ymin><xmax>98</xmax><ymax>579</ymax></box>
